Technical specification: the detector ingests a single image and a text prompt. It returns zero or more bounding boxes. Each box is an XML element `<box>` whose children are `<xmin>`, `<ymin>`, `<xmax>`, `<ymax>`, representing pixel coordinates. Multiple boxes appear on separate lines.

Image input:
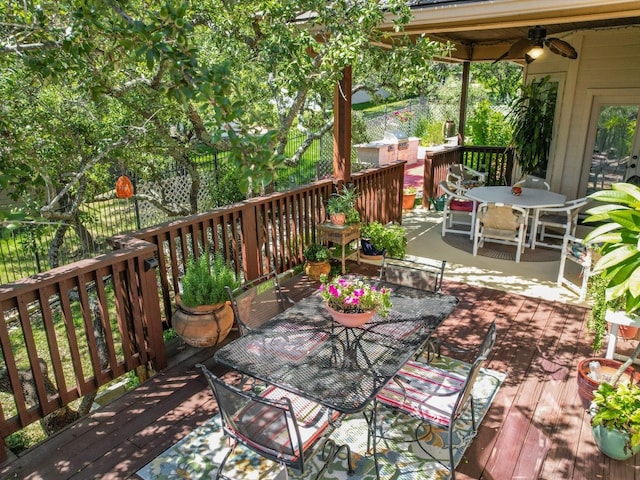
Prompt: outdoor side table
<box><xmin>316</xmin><ymin>222</ymin><xmax>361</xmax><ymax>274</ymax></box>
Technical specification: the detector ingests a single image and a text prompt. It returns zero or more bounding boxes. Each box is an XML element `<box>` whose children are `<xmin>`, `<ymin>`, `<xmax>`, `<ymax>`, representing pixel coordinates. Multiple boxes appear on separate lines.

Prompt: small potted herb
<box><xmin>303</xmin><ymin>244</ymin><xmax>331</xmax><ymax>281</ymax></box>
<box><xmin>172</xmin><ymin>254</ymin><xmax>240</xmax><ymax>347</ymax></box>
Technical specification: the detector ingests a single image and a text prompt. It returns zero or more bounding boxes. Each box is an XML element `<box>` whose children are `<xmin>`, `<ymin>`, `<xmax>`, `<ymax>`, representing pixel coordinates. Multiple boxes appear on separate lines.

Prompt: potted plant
<box><xmin>326</xmin><ymin>184</ymin><xmax>361</xmax><ymax>226</ymax></box>
<box><xmin>361</xmin><ymin>221</ymin><xmax>407</xmax><ymax>259</ymax></box>
<box><xmin>591</xmin><ymin>381</ymin><xmax>640</xmax><ymax>460</ymax></box>
<box><xmin>402</xmin><ymin>185</ymin><xmax>418</xmax><ymax>210</ymax></box>
<box><xmin>172</xmin><ymin>253</ymin><xmax>240</xmax><ymax>348</ymax></box>
<box><xmin>318</xmin><ymin>274</ymin><xmax>392</xmax><ymax>327</ymax></box>
<box><xmin>303</xmin><ymin>243</ymin><xmax>331</xmax><ymax>281</ymax></box>
<box><xmin>576</xmin><ymin>183</ymin><xmax>640</xmax><ymax>407</ymax></box>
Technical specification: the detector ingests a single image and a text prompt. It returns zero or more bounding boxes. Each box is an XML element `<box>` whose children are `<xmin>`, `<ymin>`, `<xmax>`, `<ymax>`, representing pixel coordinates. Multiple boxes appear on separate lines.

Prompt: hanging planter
<box><xmin>115</xmin><ymin>175</ymin><xmax>134</xmax><ymax>199</ymax></box>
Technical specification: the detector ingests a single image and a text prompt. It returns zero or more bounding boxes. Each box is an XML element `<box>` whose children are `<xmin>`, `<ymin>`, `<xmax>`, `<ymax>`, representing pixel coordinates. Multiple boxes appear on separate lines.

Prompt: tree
<box><xmin>1</xmin><ymin>0</ymin><xmax>447</xmax><ymax>268</ymax></box>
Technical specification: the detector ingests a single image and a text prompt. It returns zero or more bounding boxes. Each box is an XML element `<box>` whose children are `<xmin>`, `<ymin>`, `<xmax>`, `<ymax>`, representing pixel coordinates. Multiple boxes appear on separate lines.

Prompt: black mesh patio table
<box><xmin>214</xmin><ymin>287</ymin><xmax>459</xmax><ymax>414</ymax></box>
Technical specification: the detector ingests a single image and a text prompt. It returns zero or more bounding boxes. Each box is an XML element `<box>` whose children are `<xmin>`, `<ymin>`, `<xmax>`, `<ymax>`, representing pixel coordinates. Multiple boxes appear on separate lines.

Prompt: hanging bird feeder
<box><xmin>115</xmin><ymin>175</ymin><xmax>134</xmax><ymax>199</ymax></box>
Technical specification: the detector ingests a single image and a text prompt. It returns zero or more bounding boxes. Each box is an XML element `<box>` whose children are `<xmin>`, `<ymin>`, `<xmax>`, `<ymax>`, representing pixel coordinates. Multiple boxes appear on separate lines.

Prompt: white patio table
<box><xmin>464</xmin><ymin>186</ymin><xmax>567</xmax><ymax>245</ymax></box>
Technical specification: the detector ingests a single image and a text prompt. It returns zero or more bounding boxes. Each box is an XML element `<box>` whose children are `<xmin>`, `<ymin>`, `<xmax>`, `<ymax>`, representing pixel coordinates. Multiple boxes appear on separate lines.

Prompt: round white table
<box><xmin>464</xmin><ymin>186</ymin><xmax>567</xmax><ymax>250</ymax></box>
<box><xmin>464</xmin><ymin>186</ymin><xmax>566</xmax><ymax>209</ymax></box>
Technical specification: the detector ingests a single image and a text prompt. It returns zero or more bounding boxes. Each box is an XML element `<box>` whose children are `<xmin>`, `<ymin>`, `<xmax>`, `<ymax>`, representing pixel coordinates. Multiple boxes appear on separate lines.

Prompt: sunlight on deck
<box><xmin>399</xmin><ymin>208</ymin><xmax>591</xmax><ymax>307</ymax></box>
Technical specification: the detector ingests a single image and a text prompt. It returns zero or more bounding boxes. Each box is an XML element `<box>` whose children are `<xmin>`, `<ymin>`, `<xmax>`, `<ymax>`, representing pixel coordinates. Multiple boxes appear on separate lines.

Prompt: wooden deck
<box><xmin>1</xmin><ymin>262</ymin><xmax>639</xmax><ymax>480</ymax></box>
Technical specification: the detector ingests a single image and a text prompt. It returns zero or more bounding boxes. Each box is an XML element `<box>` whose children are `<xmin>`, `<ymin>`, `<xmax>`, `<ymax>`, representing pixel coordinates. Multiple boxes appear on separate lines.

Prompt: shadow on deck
<box><xmin>1</xmin><ymin>262</ymin><xmax>639</xmax><ymax>480</ymax></box>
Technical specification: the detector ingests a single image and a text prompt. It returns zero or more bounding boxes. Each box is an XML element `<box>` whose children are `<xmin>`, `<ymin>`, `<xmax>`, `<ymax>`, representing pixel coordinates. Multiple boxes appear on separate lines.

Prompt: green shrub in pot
<box><xmin>180</xmin><ymin>254</ymin><xmax>240</xmax><ymax>307</ymax></box>
<box><xmin>591</xmin><ymin>381</ymin><xmax>640</xmax><ymax>460</ymax></box>
<box><xmin>361</xmin><ymin>221</ymin><xmax>407</xmax><ymax>259</ymax></box>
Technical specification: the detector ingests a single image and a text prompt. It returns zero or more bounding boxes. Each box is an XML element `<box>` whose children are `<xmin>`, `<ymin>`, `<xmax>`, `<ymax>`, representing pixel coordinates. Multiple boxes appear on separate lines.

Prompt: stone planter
<box><xmin>172</xmin><ymin>296</ymin><xmax>234</xmax><ymax>348</ymax></box>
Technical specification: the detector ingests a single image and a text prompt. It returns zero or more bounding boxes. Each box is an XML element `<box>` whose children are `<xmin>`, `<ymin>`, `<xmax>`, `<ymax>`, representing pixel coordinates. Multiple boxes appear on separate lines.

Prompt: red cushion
<box><xmin>450</xmin><ymin>200</ymin><xmax>474</xmax><ymax>212</ymax></box>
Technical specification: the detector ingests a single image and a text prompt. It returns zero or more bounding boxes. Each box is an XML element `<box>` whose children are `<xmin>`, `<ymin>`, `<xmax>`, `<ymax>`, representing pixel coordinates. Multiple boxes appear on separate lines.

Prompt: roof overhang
<box><xmin>376</xmin><ymin>0</ymin><xmax>640</xmax><ymax>63</ymax></box>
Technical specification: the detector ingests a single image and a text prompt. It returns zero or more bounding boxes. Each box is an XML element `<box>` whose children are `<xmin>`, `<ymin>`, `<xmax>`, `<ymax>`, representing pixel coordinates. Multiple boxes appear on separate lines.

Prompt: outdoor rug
<box><xmin>137</xmin><ymin>356</ymin><xmax>506</xmax><ymax>480</ymax></box>
<box><xmin>442</xmin><ymin>233</ymin><xmax>561</xmax><ymax>262</ymax></box>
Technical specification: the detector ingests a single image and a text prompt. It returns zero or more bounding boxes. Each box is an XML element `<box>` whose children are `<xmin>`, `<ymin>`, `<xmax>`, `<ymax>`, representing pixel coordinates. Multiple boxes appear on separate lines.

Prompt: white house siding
<box><xmin>525</xmin><ymin>27</ymin><xmax>640</xmax><ymax>199</ymax></box>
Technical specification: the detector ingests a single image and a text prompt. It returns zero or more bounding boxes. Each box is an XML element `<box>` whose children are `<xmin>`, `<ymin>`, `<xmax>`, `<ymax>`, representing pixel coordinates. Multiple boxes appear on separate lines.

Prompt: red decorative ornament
<box><xmin>115</xmin><ymin>175</ymin><xmax>133</xmax><ymax>199</ymax></box>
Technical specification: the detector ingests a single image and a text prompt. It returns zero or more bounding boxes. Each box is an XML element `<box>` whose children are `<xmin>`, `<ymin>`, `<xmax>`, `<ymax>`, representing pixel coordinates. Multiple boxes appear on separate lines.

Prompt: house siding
<box><xmin>526</xmin><ymin>27</ymin><xmax>640</xmax><ymax>198</ymax></box>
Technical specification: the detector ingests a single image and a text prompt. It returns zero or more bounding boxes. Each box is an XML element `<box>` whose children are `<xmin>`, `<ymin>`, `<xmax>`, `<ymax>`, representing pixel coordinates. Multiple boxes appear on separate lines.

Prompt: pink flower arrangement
<box><xmin>318</xmin><ymin>275</ymin><xmax>392</xmax><ymax>316</ymax></box>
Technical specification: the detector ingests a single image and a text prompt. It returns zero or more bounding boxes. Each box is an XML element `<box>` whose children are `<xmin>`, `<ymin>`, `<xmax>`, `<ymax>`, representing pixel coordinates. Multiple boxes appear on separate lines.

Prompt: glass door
<box><xmin>585</xmin><ymin>99</ymin><xmax>640</xmax><ymax>195</ymax></box>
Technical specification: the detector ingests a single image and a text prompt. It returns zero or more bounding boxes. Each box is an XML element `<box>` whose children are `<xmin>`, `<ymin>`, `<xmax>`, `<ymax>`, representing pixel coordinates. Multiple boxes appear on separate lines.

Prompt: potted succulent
<box><xmin>172</xmin><ymin>253</ymin><xmax>240</xmax><ymax>347</ymax></box>
<box><xmin>326</xmin><ymin>184</ymin><xmax>361</xmax><ymax>225</ymax></box>
<box><xmin>402</xmin><ymin>185</ymin><xmax>418</xmax><ymax>210</ymax></box>
<box><xmin>303</xmin><ymin>243</ymin><xmax>331</xmax><ymax>281</ymax></box>
<box><xmin>361</xmin><ymin>221</ymin><xmax>407</xmax><ymax>259</ymax></box>
<box><xmin>591</xmin><ymin>381</ymin><xmax>640</xmax><ymax>460</ymax></box>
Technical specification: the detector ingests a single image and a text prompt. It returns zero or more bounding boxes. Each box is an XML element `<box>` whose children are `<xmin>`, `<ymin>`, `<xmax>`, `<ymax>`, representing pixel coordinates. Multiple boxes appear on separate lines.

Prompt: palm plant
<box><xmin>584</xmin><ymin>182</ymin><xmax>640</xmax><ymax>382</ymax></box>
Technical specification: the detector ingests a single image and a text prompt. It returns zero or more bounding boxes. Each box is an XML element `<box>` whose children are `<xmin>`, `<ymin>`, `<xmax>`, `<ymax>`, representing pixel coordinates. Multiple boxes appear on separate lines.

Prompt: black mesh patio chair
<box><xmin>225</xmin><ymin>270</ymin><xmax>293</xmax><ymax>336</ymax></box>
<box><xmin>375</xmin><ymin>321</ymin><xmax>497</xmax><ymax>480</ymax></box>
<box><xmin>196</xmin><ymin>364</ymin><xmax>354</xmax><ymax>480</ymax></box>
<box><xmin>378</xmin><ymin>256</ymin><xmax>447</xmax><ymax>294</ymax></box>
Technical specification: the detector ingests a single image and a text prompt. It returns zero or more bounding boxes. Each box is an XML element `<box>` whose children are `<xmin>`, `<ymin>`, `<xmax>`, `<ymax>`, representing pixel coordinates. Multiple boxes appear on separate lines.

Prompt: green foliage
<box><xmin>180</xmin><ymin>254</ymin><xmax>239</xmax><ymax>307</ymax></box>
<box><xmin>327</xmin><ymin>184</ymin><xmax>361</xmax><ymax>224</ymax></box>
<box><xmin>361</xmin><ymin>221</ymin><xmax>407</xmax><ymax>259</ymax></box>
<box><xmin>507</xmin><ymin>76</ymin><xmax>557</xmax><ymax>176</ymax></box>
<box><xmin>584</xmin><ymin>183</ymin><xmax>640</xmax><ymax>313</ymax></box>
<box><xmin>591</xmin><ymin>382</ymin><xmax>640</xmax><ymax>452</ymax></box>
<box><xmin>467</xmin><ymin>100</ymin><xmax>512</xmax><ymax>146</ymax></box>
<box><xmin>303</xmin><ymin>244</ymin><xmax>330</xmax><ymax>262</ymax></box>
<box><xmin>587</xmin><ymin>274</ymin><xmax>626</xmax><ymax>352</ymax></box>
<box><xmin>415</xmin><ymin>117</ymin><xmax>447</xmax><ymax>146</ymax></box>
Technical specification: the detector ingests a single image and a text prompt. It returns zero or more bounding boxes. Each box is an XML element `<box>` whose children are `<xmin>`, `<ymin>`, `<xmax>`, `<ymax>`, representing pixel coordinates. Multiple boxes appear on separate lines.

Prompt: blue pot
<box><xmin>592</xmin><ymin>424</ymin><xmax>640</xmax><ymax>460</ymax></box>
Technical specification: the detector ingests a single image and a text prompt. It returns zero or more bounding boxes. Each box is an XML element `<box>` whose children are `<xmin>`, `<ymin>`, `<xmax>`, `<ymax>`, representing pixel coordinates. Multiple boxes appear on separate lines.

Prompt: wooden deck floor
<box><xmin>1</xmin><ymin>262</ymin><xmax>639</xmax><ymax>480</ymax></box>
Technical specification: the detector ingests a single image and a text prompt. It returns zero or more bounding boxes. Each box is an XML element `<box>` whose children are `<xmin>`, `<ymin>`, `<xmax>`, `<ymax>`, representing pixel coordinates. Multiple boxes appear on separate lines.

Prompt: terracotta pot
<box><xmin>304</xmin><ymin>260</ymin><xmax>331</xmax><ymax>281</ymax></box>
<box><xmin>608</xmin><ymin>322</ymin><xmax>640</xmax><ymax>340</ymax></box>
<box><xmin>172</xmin><ymin>296</ymin><xmax>234</xmax><ymax>348</ymax></box>
<box><xmin>325</xmin><ymin>303</ymin><xmax>375</xmax><ymax>328</ymax></box>
<box><xmin>402</xmin><ymin>193</ymin><xmax>417</xmax><ymax>209</ymax></box>
<box><xmin>576</xmin><ymin>357</ymin><xmax>640</xmax><ymax>409</ymax></box>
<box><xmin>330</xmin><ymin>213</ymin><xmax>346</xmax><ymax>225</ymax></box>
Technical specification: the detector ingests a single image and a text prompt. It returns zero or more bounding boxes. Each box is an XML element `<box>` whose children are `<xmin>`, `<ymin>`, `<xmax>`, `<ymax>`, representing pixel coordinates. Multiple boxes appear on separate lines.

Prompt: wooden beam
<box><xmin>459</xmin><ymin>61</ymin><xmax>470</xmax><ymax>145</ymax></box>
<box><xmin>333</xmin><ymin>66</ymin><xmax>352</xmax><ymax>183</ymax></box>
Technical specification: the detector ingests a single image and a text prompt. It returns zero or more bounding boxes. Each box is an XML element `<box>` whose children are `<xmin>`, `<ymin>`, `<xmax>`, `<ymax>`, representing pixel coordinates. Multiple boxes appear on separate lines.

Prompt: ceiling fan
<box><xmin>494</xmin><ymin>26</ymin><xmax>578</xmax><ymax>64</ymax></box>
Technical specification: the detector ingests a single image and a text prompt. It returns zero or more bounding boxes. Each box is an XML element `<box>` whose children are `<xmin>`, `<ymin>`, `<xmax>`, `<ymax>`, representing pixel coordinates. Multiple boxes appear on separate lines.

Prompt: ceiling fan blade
<box><xmin>545</xmin><ymin>38</ymin><xmax>578</xmax><ymax>59</ymax></box>
<box><xmin>493</xmin><ymin>38</ymin><xmax>534</xmax><ymax>64</ymax></box>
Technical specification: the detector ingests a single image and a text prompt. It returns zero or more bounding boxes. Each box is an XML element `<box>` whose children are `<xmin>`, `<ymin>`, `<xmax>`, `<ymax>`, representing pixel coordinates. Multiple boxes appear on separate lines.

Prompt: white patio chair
<box><xmin>447</xmin><ymin>164</ymin><xmax>486</xmax><ymax>190</ymax></box>
<box><xmin>376</xmin><ymin>321</ymin><xmax>497</xmax><ymax>480</ymax></box>
<box><xmin>557</xmin><ymin>234</ymin><xmax>593</xmax><ymax>301</ymax></box>
<box><xmin>512</xmin><ymin>175</ymin><xmax>550</xmax><ymax>190</ymax></box>
<box><xmin>196</xmin><ymin>364</ymin><xmax>354</xmax><ymax>480</ymax></box>
<box><xmin>530</xmin><ymin>197</ymin><xmax>589</xmax><ymax>250</ymax></box>
<box><xmin>473</xmin><ymin>203</ymin><xmax>528</xmax><ymax>262</ymax></box>
<box><xmin>439</xmin><ymin>180</ymin><xmax>478</xmax><ymax>240</ymax></box>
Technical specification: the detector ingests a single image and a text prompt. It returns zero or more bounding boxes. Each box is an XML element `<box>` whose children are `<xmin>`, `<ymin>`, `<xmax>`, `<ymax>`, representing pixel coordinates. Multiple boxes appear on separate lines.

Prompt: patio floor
<box><xmin>1</xmin><ymin>209</ymin><xmax>640</xmax><ymax>479</ymax></box>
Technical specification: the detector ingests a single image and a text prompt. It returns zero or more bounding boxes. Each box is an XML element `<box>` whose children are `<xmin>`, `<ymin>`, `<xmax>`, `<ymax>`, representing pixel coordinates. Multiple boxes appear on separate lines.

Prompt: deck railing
<box><xmin>422</xmin><ymin>145</ymin><xmax>515</xmax><ymax>206</ymax></box>
<box><xmin>0</xmin><ymin>161</ymin><xmax>404</xmax><ymax>459</ymax></box>
<box><xmin>131</xmin><ymin>162</ymin><xmax>406</xmax><ymax>324</ymax></box>
<box><xmin>0</xmin><ymin>237</ymin><xmax>166</xmax><ymax>460</ymax></box>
